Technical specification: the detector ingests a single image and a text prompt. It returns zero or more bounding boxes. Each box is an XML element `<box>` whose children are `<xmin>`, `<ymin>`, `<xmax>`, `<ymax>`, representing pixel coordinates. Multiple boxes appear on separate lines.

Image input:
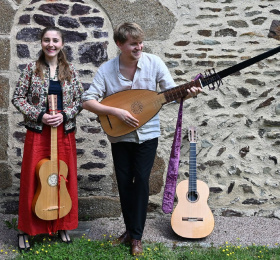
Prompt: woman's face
<box><xmin>41</xmin><ymin>30</ymin><xmax>64</xmax><ymax>62</ymax></box>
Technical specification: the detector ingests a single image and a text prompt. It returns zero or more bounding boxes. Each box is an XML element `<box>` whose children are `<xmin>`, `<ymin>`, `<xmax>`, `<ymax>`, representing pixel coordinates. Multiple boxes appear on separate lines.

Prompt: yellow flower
<box><xmin>88</xmin><ymin>239</ymin><xmax>91</xmax><ymax>241</ymax></box>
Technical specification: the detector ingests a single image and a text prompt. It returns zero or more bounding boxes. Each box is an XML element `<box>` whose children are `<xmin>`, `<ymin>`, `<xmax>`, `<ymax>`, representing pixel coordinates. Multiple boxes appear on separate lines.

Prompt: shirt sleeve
<box><xmin>156</xmin><ymin>56</ymin><xmax>177</xmax><ymax>91</ymax></box>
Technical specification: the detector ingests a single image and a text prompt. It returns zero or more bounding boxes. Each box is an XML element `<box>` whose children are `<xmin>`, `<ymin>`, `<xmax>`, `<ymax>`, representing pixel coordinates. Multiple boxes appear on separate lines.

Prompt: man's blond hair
<box><xmin>113</xmin><ymin>22</ymin><xmax>145</xmax><ymax>44</ymax></box>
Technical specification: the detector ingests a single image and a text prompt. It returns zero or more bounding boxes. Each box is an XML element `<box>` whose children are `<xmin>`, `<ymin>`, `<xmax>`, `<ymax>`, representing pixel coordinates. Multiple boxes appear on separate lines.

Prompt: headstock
<box><xmin>48</xmin><ymin>95</ymin><xmax>57</xmax><ymax>116</ymax></box>
<box><xmin>188</xmin><ymin>126</ymin><xmax>198</xmax><ymax>143</ymax></box>
<box><xmin>200</xmin><ymin>68</ymin><xmax>223</xmax><ymax>90</ymax></box>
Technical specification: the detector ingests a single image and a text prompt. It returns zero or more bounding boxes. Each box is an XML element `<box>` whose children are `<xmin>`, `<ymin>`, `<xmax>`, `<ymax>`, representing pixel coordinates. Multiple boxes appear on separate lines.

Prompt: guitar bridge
<box><xmin>182</xmin><ymin>217</ymin><xmax>203</xmax><ymax>222</ymax></box>
<box><xmin>43</xmin><ymin>206</ymin><xmax>65</xmax><ymax>211</ymax></box>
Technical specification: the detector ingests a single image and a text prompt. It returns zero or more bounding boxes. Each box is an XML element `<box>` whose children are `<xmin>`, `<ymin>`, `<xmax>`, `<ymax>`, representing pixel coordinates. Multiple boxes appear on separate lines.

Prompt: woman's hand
<box><xmin>42</xmin><ymin>113</ymin><xmax>63</xmax><ymax>127</ymax></box>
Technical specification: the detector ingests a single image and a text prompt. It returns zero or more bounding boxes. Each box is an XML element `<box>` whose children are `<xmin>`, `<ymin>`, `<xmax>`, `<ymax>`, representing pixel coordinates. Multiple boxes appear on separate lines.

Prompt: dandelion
<box><xmin>88</xmin><ymin>239</ymin><xmax>91</xmax><ymax>242</ymax></box>
<box><xmin>0</xmin><ymin>249</ymin><xmax>3</xmax><ymax>252</ymax></box>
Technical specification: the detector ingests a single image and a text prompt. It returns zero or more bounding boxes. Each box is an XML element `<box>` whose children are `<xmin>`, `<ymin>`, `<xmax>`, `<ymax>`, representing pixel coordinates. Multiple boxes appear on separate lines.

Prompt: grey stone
<box><xmin>39</xmin><ymin>3</ymin><xmax>69</xmax><ymax>15</ymax></box>
<box><xmin>33</xmin><ymin>14</ymin><xmax>55</xmax><ymax>27</ymax></box>
<box><xmin>58</xmin><ymin>16</ymin><xmax>80</xmax><ymax>28</ymax></box>
<box><xmin>0</xmin><ymin>39</ymin><xmax>10</xmax><ymax>70</ymax></box>
<box><xmin>0</xmin><ymin>76</ymin><xmax>9</xmax><ymax>109</ymax></box>
<box><xmin>16</xmin><ymin>28</ymin><xmax>42</xmax><ymax>42</ymax></box>
<box><xmin>80</xmin><ymin>162</ymin><xmax>106</xmax><ymax>170</ymax></box>
<box><xmin>215</xmin><ymin>28</ymin><xmax>237</xmax><ymax>37</ymax></box>
<box><xmin>71</xmin><ymin>3</ymin><xmax>91</xmax><ymax>16</ymax></box>
<box><xmin>227</xmin><ymin>20</ymin><xmax>249</xmax><ymax>28</ymax></box>
<box><xmin>0</xmin><ymin>114</ymin><xmax>8</xmax><ymax>160</ymax></box>
<box><xmin>92</xmin><ymin>31</ymin><xmax>108</xmax><ymax>38</ymax></box>
<box><xmin>79</xmin><ymin>17</ymin><xmax>104</xmax><ymax>28</ymax></box>
<box><xmin>0</xmin><ymin>1</ymin><xmax>15</xmax><ymax>34</ymax></box>
<box><xmin>62</xmin><ymin>30</ymin><xmax>87</xmax><ymax>42</ymax></box>
<box><xmin>16</xmin><ymin>44</ymin><xmax>30</xmax><ymax>58</ymax></box>
<box><xmin>19</xmin><ymin>14</ymin><xmax>30</xmax><ymax>25</ymax></box>
<box><xmin>78</xmin><ymin>42</ymin><xmax>108</xmax><ymax>66</ymax></box>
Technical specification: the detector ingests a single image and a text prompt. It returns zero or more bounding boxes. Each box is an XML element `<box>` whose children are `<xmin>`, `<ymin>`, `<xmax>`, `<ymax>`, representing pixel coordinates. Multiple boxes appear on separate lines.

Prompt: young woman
<box><xmin>12</xmin><ymin>26</ymin><xmax>84</xmax><ymax>251</ymax></box>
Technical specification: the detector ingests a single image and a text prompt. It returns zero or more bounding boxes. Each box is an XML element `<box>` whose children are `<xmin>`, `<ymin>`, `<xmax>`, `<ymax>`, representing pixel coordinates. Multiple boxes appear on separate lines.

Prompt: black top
<box><xmin>48</xmin><ymin>80</ymin><xmax>63</xmax><ymax>110</ymax></box>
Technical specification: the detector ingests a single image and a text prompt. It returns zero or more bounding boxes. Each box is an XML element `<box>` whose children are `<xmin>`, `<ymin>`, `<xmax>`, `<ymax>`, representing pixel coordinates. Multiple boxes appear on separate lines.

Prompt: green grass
<box><xmin>2</xmin><ymin>234</ymin><xmax>280</xmax><ymax>260</ymax></box>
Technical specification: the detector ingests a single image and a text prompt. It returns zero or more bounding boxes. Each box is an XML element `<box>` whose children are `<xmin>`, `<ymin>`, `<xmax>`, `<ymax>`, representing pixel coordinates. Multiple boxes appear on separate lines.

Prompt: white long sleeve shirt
<box><xmin>82</xmin><ymin>52</ymin><xmax>176</xmax><ymax>143</ymax></box>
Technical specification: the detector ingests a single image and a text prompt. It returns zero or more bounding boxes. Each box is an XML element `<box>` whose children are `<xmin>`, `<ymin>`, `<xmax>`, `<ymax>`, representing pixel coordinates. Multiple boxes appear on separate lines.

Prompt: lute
<box><xmin>99</xmin><ymin>45</ymin><xmax>280</xmax><ymax>137</ymax></box>
<box><xmin>171</xmin><ymin>126</ymin><xmax>214</xmax><ymax>238</ymax></box>
<box><xmin>32</xmin><ymin>95</ymin><xmax>72</xmax><ymax>220</ymax></box>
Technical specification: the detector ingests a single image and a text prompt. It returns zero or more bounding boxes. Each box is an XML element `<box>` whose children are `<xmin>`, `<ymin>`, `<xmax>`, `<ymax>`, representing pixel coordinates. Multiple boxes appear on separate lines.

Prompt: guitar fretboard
<box><xmin>189</xmin><ymin>142</ymin><xmax>197</xmax><ymax>193</ymax></box>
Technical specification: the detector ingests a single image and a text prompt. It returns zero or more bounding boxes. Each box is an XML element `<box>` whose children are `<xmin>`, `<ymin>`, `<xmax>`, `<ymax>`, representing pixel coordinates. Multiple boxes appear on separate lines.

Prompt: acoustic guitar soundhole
<box><xmin>131</xmin><ymin>101</ymin><xmax>143</xmax><ymax>114</ymax></box>
<box><xmin>188</xmin><ymin>191</ymin><xmax>198</xmax><ymax>202</ymax></box>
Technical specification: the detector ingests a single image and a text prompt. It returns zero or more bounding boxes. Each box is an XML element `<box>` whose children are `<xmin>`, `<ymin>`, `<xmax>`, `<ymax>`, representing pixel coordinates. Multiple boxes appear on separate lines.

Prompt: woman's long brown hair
<box><xmin>35</xmin><ymin>26</ymin><xmax>72</xmax><ymax>82</ymax></box>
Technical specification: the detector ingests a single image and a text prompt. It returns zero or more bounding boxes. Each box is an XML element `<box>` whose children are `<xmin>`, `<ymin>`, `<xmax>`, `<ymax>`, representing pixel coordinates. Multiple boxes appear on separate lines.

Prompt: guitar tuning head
<box><xmin>188</xmin><ymin>126</ymin><xmax>198</xmax><ymax>143</ymax></box>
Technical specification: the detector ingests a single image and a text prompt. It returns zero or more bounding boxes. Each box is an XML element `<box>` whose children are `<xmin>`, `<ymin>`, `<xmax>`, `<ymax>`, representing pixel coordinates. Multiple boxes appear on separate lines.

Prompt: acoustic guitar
<box><xmin>32</xmin><ymin>95</ymin><xmax>72</xmax><ymax>220</ymax></box>
<box><xmin>170</xmin><ymin>126</ymin><xmax>214</xmax><ymax>238</ymax></box>
<box><xmin>99</xmin><ymin>46</ymin><xmax>280</xmax><ymax>137</ymax></box>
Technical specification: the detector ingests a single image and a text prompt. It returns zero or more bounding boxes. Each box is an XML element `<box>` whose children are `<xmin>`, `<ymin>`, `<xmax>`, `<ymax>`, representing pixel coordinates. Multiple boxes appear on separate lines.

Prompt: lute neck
<box><xmin>161</xmin><ymin>80</ymin><xmax>202</xmax><ymax>104</ymax></box>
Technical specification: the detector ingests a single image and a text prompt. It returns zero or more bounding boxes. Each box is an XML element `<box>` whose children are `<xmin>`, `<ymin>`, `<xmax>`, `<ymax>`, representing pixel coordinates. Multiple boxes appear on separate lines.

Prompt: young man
<box><xmin>82</xmin><ymin>22</ymin><xmax>201</xmax><ymax>256</ymax></box>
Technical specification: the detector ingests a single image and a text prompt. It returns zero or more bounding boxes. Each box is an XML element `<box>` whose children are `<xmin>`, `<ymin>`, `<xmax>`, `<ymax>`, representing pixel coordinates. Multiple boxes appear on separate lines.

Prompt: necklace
<box><xmin>50</xmin><ymin>67</ymin><xmax>58</xmax><ymax>81</ymax></box>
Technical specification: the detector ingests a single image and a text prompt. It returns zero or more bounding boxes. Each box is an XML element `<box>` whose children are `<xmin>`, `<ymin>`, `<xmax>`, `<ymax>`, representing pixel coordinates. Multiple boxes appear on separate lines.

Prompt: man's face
<box><xmin>117</xmin><ymin>35</ymin><xmax>143</xmax><ymax>61</ymax></box>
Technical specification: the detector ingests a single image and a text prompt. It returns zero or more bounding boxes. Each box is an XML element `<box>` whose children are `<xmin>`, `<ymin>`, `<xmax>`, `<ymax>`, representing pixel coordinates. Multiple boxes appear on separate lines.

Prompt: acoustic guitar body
<box><xmin>171</xmin><ymin>179</ymin><xmax>214</xmax><ymax>239</ymax></box>
<box><xmin>99</xmin><ymin>89</ymin><xmax>166</xmax><ymax>137</ymax></box>
<box><xmin>32</xmin><ymin>158</ymin><xmax>72</xmax><ymax>221</ymax></box>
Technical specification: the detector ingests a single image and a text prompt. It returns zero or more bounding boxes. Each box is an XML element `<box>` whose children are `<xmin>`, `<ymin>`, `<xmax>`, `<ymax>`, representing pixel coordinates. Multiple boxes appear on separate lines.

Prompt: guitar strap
<box><xmin>162</xmin><ymin>74</ymin><xmax>202</xmax><ymax>214</ymax></box>
<box><xmin>162</xmin><ymin>98</ymin><xmax>183</xmax><ymax>214</ymax></box>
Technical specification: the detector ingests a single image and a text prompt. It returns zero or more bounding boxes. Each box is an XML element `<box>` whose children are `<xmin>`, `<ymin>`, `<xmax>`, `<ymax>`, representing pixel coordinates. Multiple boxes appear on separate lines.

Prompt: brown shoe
<box><xmin>131</xmin><ymin>239</ymin><xmax>143</xmax><ymax>256</ymax></box>
<box><xmin>112</xmin><ymin>231</ymin><xmax>131</xmax><ymax>246</ymax></box>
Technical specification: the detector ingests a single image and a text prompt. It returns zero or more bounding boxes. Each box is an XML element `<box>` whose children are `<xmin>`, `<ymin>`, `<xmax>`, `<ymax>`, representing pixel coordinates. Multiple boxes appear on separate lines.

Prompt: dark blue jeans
<box><xmin>111</xmin><ymin>138</ymin><xmax>158</xmax><ymax>240</ymax></box>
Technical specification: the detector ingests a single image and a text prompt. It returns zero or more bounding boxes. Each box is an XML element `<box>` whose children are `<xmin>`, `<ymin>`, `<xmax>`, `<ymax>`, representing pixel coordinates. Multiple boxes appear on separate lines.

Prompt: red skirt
<box><xmin>18</xmin><ymin>124</ymin><xmax>78</xmax><ymax>236</ymax></box>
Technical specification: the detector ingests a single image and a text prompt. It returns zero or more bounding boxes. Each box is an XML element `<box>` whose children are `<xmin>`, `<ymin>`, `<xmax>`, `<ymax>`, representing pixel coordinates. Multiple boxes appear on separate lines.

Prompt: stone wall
<box><xmin>0</xmin><ymin>0</ymin><xmax>280</xmax><ymax>220</ymax></box>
